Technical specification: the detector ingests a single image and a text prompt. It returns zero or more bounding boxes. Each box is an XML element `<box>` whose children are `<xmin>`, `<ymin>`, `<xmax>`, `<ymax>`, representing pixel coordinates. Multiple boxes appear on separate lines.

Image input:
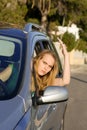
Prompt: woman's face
<box><xmin>37</xmin><ymin>54</ymin><xmax>55</xmax><ymax>76</ymax></box>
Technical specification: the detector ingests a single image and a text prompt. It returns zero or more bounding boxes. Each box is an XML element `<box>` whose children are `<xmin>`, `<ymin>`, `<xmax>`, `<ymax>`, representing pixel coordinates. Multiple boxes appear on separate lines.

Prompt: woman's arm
<box><xmin>0</xmin><ymin>64</ymin><xmax>13</xmax><ymax>82</ymax></box>
<box><xmin>53</xmin><ymin>38</ymin><xmax>70</xmax><ymax>86</ymax></box>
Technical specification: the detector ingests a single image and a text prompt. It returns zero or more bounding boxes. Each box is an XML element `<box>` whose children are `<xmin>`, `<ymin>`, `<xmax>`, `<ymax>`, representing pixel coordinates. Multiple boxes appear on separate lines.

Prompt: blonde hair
<box><xmin>32</xmin><ymin>49</ymin><xmax>58</xmax><ymax>91</ymax></box>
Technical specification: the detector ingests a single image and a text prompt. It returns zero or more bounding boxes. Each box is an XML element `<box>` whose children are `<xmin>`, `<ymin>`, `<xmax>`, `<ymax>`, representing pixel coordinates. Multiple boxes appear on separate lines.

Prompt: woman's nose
<box><xmin>44</xmin><ymin>65</ymin><xmax>49</xmax><ymax>71</ymax></box>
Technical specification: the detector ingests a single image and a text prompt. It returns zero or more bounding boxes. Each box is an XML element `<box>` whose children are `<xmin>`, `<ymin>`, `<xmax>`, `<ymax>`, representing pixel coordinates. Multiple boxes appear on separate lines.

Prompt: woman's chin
<box><xmin>38</xmin><ymin>72</ymin><xmax>45</xmax><ymax>76</ymax></box>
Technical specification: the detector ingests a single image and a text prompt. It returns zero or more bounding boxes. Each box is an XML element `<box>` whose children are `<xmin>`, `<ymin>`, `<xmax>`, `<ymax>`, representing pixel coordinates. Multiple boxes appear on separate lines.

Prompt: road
<box><xmin>64</xmin><ymin>65</ymin><xmax>87</xmax><ymax>130</ymax></box>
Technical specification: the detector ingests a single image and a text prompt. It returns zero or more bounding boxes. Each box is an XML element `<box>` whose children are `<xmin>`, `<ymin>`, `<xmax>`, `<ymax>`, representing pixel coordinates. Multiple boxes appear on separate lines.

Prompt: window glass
<box><xmin>35</xmin><ymin>40</ymin><xmax>52</xmax><ymax>55</ymax></box>
<box><xmin>0</xmin><ymin>36</ymin><xmax>22</xmax><ymax>100</ymax></box>
<box><xmin>0</xmin><ymin>40</ymin><xmax>15</xmax><ymax>56</ymax></box>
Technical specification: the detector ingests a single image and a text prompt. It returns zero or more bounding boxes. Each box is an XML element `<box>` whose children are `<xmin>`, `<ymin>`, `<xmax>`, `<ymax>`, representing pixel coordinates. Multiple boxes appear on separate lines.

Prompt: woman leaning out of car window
<box><xmin>31</xmin><ymin>38</ymin><xmax>70</xmax><ymax>98</ymax></box>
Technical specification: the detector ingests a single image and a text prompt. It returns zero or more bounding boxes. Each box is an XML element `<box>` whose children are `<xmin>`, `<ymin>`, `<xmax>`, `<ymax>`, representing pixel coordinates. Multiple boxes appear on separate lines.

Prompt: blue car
<box><xmin>0</xmin><ymin>23</ymin><xmax>68</xmax><ymax>130</ymax></box>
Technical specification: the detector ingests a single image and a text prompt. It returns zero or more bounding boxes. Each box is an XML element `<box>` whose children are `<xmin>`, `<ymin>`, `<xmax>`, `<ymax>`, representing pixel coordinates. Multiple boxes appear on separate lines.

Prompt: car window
<box><xmin>34</xmin><ymin>40</ymin><xmax>53</xmax><ymax>55</ymax></box>
<box><xmin>31</xmin><ymin>40</ymin><xmax>63</xmax><ymax>96</ymax></box>
<box><xmin>0</xmin><ymin>36</ymin><xmax>23</xmax><ymax>100</ymax></box>
<box><xmin>0</xmin><ymin>40</ymin><xmax>15</xmax><ymax>56</ymax></box>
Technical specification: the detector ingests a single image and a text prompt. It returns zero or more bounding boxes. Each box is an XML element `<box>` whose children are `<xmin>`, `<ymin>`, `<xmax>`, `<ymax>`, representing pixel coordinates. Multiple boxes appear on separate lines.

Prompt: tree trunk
<box><xmin>41</xmin><ymin>11</ymin><xmax>48</xmax><ymax>32</ymax></box>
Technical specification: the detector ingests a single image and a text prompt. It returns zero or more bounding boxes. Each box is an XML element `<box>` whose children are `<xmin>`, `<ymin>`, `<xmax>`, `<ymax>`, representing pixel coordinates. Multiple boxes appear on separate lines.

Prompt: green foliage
<box><xmin>76</xmin><ymin>39</ymin><xmax>87</xmax><ymax>53</ymax></box>
<box><xmin>79</xmin><ymin>30</ymin><xmax>87</xmax><ymax>41</ymax></box>
<box><xmin>0</xmin><ymin>0</ymin><xmax>87</xmax><ymax>53</ymax></box>
<box><xmin>47</xmin><ymin>0</ymin><xmax>58</xmax><ymax>16</ymax></box>
<box><xmin>52</xmin><ymin>35</ymin><xmax>58</xmax><ymax>42</ymax></box>
<box><xmin>48</xmin><ymin>22</ymin><xmax>58</xmax><ymax>42</ymax></box>
<box><xmin>48</xmin><ymin>22</ymin><xmax>57</xmax><ymax>31</ymax></box>
<box><xmin>62</xmin><ymin>32</ymin><xmax>77</xmax><ymax>52</ymax></box>
<box><xmin>79</xmin><ymin>16</ymin><xmax>87</xmax><ymax>32</ymax></box>
<box><xmin>27</xmin><ymin>18</ymin><xmax>40</xmax><ymax>24</ymax></box>
<box><xmin>0</xmin><ymin>1</ymin><xmax>28</xmax><ymax>28</ymax></box>
<box><xmin>65</xmin><ymin>0</ymin><xmax>87</xmax><ymax>29</ymax></box>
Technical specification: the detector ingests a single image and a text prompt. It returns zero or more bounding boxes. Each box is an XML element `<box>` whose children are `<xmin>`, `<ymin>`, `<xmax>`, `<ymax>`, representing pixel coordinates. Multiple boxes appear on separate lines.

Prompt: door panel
<box><xmin>31</xmin><ymin>102</ymin><xmax>67</xmax><ymax>130</ymax></box>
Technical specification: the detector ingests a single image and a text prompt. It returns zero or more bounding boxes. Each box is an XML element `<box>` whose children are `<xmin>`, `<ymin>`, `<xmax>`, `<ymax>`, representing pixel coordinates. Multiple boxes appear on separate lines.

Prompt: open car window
<box><xmin>35</xmin><ymin>40</ymin><xmax>54</xmax><ymax>55</ymax></box>
<box><xmin>31</xmin><ymin>40</ymin><xmax>63</xmax><ymax>96</ymax></box>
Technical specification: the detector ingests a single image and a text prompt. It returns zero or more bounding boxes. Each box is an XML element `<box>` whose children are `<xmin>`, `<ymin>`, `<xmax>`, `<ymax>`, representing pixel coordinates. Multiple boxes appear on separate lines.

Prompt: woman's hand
<box><xmin>57</xmin><ymin>37</ymin><xmax>68</xmax><ymax>56</ymax></box>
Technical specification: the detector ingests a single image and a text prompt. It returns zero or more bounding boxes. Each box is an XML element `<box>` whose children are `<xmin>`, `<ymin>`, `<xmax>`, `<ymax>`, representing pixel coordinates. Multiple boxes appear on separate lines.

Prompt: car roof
<box><xmin>0</xmin><ymin>27</ymin><xmax>26</xmax><ymax>39</ymax></box>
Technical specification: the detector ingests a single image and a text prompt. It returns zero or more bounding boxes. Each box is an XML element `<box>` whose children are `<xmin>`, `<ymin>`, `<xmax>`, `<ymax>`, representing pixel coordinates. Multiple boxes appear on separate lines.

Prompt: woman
<box><xmin>32</xmin><ymin>39</ymin><xmax>70</xmax><ymax>93</ymax></box>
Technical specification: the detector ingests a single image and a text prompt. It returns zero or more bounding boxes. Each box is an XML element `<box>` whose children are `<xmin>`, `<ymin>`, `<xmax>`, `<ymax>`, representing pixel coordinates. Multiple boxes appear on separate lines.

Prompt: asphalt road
<box><xmin>64</xmin><ymin>64</ymin><xmax>87</xmax><ymax>130</ymax></box>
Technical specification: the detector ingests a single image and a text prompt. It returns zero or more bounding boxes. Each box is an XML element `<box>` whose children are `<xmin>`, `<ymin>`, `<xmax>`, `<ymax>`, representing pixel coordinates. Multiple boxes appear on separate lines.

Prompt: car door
<box><xmin>29</xmin><ymin>34</ymin><xmax>67</xmax><ymax>130</ymax></box>
<box><xmin>0</xmin><ymin>35</ymin><xmax>29</xmax><ymax>130</ymax></box>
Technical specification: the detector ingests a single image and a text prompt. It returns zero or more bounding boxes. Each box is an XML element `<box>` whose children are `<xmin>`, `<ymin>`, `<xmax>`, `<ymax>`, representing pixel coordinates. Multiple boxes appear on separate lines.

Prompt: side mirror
<box><xmin>37</xmin><ymin>86</ymin><xmax>68</xmax><ymax>105</ymax></box>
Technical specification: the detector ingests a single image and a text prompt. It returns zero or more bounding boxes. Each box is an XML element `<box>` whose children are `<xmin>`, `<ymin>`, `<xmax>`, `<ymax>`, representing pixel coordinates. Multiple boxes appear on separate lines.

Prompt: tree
<box><xmin>76</xmin><ymin>39</ymin><xmax>87</xmax><ymax>53</ymax></box>
<box><xmin>30</xmin><ymin>0</ymin><xmax>51</xmax><ymax>31</ymax></box>
<box><xmin>0</xmin><ymin>0</ymin><xmax>87</xmax><ymax>53</ymax></box>
<box><xmin>62</xmin><ymin>32</ymin><xmax>77</xmax><ymax>52</ymax></box>
<box><xmin>0</xmin><ymin>0</ymin><xmax>28</xmax><ymax>28</ymax></box>
<box><xmin>65</xmin><ymin>0</ymin><xmax>87</xmax><ymax>29</ymax></box>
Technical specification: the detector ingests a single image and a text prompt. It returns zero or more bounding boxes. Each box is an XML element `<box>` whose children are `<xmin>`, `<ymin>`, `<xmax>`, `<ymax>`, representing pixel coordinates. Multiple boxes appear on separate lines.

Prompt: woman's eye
<box><xmin>49</xmin><ymin>65</ymin><xmax>53</xmax><ymax>69</ymax></box>
<box><xmin>43</xmin><ymin>61</ymin><xmax>46</xmax><ymax>64</ymax></box>
<box><xmin>43</xmin><ymin>61</ymin><xmax>53</xmax><ymax>69</ymax></box>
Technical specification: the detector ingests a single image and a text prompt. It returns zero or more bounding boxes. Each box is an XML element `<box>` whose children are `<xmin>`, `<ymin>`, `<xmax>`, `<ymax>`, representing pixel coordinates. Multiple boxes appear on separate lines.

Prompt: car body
<box><xmin>0</xmin><ymin>23</ymin><xmax>68</xmax><ymax>130</ymax></box>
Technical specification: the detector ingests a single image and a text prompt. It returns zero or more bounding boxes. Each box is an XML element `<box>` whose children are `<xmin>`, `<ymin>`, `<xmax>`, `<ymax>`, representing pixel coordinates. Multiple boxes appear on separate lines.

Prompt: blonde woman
<box><xmin>32</xmin><ymin>40</ymin><xmax>70</xmax><ymax>96</ymax></box>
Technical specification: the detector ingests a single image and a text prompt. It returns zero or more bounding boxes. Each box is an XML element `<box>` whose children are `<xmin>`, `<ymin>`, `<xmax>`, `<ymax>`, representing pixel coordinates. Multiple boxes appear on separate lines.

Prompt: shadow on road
<box><xmin>71</xmin><ymin>76</ymin><xmax>87</xmax><ymax>83</ymax></box>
